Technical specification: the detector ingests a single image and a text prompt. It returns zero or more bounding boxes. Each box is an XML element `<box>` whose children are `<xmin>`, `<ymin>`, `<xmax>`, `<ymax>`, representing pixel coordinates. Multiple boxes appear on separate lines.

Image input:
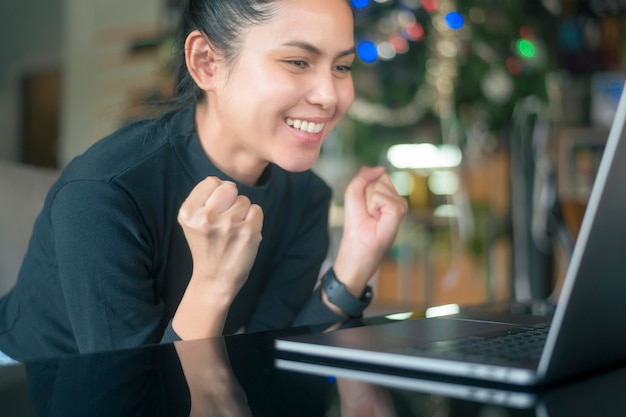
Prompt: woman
<box><xmin>0</xmin><ymin>0</ymin><xmax>407</xmax><ymax>362</ymax></box>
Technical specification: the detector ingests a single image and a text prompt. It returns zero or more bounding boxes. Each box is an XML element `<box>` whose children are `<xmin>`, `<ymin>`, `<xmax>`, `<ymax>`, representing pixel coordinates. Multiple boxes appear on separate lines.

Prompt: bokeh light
<box><xmin>469</xmin><ymin>8</ymin><xmax>486</xmax><ymax>24</ymax></box>
<box><xmin>377</xmin><ymin>42</ymin><xmax>397</xmax><ymax>60</ymax></box>
<box><xmin>516</xmin><ymin>39</ymin><xmax>536</xmax><ymax>58</ymax></box>
<box><xmin>422</xmin><ymin>0</ymin><xmax>438</xmax><ymax>12</ymax></box>
<box><xmin>520</xmin><ymin>25</ymin><xmax>534</xmax><ymax>39</ymax></box>
<box><xmin>610</xmin><ymin>81</ymin><xmax>624</xmax><ymax>100</ymax></box>
<box><xmin>351</xmin><ymin>0</ymin><xmax>369</xmax><ymax>9</ymax></box>
<box><xmin>357</xmin><ymin>40</ymin><xmax>378</xmax><ymax>63</ymax></box>
<box><xmin>388</xmin><ymin>33</ymin><xmax>410</xmax><ymax>54</ymax></box>
<box><xmin>445</xmin><ymin>12</ymin><xmax>464</xmax><ymax>30</ymax></box>
<box><xmin>404</xmin><ymin>22</ymin><xmax>425</xmax><ymax>41</ymax></box>
<box><xmin>428</xmin><ymin>170</ymin><xmax>459</xmax><ymax>195</ymax></box>
<box><xmin>390</xmin><ymin>171</ymin><xmax>415</xmax><ymax>196</ymax></box>
<box><xmin>506</xmin><ymin>56</ymin><xmax>522</xmax><ymax>75</ymax></box>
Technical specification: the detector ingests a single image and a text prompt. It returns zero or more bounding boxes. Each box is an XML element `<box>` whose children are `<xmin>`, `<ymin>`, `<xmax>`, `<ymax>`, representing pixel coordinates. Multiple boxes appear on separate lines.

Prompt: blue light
<box><xmin>357</xmin><ymin>40</ymin><xmax>378</xmax><ymax>63</ymax></box>
<box><xmin>351</xmin><ymin>0</ymin><xmax>369</xmax><ymax>8</ymax></box>
<box><xmin>445</xmin><ymin>11</ymin><xmax>464</xmax><ymax>30</ymax></box>
<box><xmin>610</xmin><ymin>81</ymin><xmax>624</xmax><ymax>100</ymax></box>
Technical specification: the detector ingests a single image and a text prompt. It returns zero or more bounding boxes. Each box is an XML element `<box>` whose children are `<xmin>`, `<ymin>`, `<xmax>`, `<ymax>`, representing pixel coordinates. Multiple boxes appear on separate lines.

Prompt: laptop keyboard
<box><xmin>409</xmin><ymin>323</ymin><xmax>551</xmax><ymax>363</ymax></box>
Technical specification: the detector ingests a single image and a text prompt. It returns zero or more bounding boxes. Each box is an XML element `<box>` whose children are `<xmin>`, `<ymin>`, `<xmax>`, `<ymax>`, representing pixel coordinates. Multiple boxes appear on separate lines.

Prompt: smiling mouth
<box><xmin>285</xmin><ymin>118</ymin><xmax>325</xmax><ymax>134</ymax></box>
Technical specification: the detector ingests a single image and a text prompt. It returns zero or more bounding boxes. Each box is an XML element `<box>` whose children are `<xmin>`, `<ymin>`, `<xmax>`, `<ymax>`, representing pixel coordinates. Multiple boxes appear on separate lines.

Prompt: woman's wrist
<box><xmin>173</xmin><ymin>278</ymin><xmax>233</xmax><ymax>340</ymax></box>
<box><xmin>333</xmin><ymin>245</ymin><xmax>379</xmax><ymax>297</ymax></box>
<box><xmin>320</xmin><ymin>268</ymin><xmax>373</xmax><ymax>318</ymax></box>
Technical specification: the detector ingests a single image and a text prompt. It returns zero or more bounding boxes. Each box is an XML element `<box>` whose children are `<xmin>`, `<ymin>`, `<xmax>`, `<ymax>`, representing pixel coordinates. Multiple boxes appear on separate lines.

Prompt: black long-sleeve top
<box><xmin>0</xmin><ymin>107</ymin><xmax>343</xmax><ymax>361</ymax></box>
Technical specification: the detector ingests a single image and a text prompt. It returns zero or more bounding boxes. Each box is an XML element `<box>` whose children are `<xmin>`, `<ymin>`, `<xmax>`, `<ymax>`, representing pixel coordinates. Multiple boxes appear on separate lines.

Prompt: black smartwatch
<box><xmin>321</xmin><ymin>268</ymin><xmax>373</xmax><ymax>318</ymax></box>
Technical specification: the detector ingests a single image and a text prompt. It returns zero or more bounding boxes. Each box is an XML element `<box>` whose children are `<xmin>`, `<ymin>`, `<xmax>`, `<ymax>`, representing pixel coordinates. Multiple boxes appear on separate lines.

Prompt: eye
<box><xmin>285</xmin><ymin>60</ymin><xmax>309</xmax><ymax>69</ymax></box>
<box><xmin>333</xmin><ymin>64</ymin><xmax>353</xmax><ymax>79</ymax></box>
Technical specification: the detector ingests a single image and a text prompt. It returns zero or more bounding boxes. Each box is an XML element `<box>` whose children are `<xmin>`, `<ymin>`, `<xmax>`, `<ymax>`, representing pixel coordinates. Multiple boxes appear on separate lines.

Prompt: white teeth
<box><xmin>286</xmin><ymin>118</ymin><xmax>325</xmax><ymax>134</ymax></box>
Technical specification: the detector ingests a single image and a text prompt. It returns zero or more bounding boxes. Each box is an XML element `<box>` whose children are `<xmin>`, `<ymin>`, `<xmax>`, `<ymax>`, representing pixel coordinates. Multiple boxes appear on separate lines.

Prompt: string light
<box><xmin>349</xmin><ymin>0</ymin><xmax>460</xmax><ymax>125</ymax></box>
<box><xmin>388</xmin><ymin>33</ymin><xmax>410</xmax><ymax>53</ymax></box>
<box><xmin>351</xmin><ymin>0</ymin><xmax>369</xmax><ymax>9</ymax></box>
<box><xmin>516</xmin><ymin>39</ymin><xmax>536</xmax><ymax>58</ymax></box>
<box><xmin>422</xmin><ymin>0</ymin><xmax>439</xmax><ymax>12</ymax></box>
<box><xmin>357</xmin><ymin>40</ymin><xmax>378</xmax><ymax>63</ymax></box>
<box><xmin>377</xmin><ymin>41</ymin><xmax>397</xmax><ymax>60</ymax></box>
<box><xmin>506</xmin><ymin>56</ymin><xmax>523</xmax><ymax>75</ymax></box>
<box><xmin>349</xmin><ymin>0</ymin><xmax>544</xmax><ymax>126</ymax></box>
<box><xmin>520</xmin><ymin>25</ymin><xmax>534</xmax><ymax>39</ymax></box>
<box><xmin>404</xmin><ymin>22</ymin><xmax>425</xmax><ymax>41</ymax></box>
<box><xmin>444</xmin><ymin>12</ymin><xmax>464</xmax><ymax>30</ymax></box>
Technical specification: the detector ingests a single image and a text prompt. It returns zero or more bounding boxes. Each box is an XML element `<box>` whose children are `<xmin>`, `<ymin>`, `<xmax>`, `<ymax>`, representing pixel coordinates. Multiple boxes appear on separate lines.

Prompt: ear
<box><xmin>184</xmin><ymin>30</ymin><xmax>219</xmax><ymax>91</ymax></box>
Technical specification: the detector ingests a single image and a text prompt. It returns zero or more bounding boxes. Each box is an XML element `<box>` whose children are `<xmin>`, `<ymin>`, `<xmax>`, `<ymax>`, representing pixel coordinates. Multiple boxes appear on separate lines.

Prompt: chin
<box><xmin>276</xmin><ymin>155</ymin><xmax>319</xmax><ymax>173</ymax></box>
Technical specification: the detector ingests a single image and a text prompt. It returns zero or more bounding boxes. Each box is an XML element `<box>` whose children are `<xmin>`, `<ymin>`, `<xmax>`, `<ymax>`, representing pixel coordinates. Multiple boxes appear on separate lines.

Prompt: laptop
<box><xmin>275</xmin><ymin>357</ymin><xmax>626</xmax><ymax>415</ymax></box>
<box><xmin>275</xmin><ymin>83</ymin><xmax>626</xmax><ymax>387</ymax></box>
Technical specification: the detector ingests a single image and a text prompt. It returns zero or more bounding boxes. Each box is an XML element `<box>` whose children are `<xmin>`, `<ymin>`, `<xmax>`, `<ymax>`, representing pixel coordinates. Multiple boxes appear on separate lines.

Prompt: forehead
<box><xmin>242</xmin><ymin>0</ymin><xmax>354</xmax><ymax>53</ymax></box>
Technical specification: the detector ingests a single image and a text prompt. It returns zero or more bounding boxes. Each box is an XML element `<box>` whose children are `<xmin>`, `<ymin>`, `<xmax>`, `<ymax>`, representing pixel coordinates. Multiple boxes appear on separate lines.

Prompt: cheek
<box><xmin>337</xmin><ymin>82</ymin><xmax>355</xmax><ymax>115</ymax></box>
<box><xmin>246</xmin><ymin>69</ymin><xmax>301</xmax><ymax>110</ymax></box>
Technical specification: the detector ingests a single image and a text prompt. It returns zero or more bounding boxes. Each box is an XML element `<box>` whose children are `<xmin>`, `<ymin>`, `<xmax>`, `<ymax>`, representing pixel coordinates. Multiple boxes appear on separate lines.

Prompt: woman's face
<box><xmin>204</xmin><ymin>0</ymin><xmax>355</xmax><ymax>178</ymax></box>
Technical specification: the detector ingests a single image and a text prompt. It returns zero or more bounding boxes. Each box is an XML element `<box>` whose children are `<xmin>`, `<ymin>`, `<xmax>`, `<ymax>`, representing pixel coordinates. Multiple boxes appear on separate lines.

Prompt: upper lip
<box><xmin>285</xmin><ymin>116</ymin><xmax>330</xmax><ymax>123</ymax></box>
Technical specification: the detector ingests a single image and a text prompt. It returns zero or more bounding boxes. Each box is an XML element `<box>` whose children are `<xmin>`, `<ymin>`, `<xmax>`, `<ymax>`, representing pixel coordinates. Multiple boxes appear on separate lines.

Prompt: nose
<box><xmin>306</xmin><ymin>71</ymin><xmax>339</xmax><ymax>111</ymax></box>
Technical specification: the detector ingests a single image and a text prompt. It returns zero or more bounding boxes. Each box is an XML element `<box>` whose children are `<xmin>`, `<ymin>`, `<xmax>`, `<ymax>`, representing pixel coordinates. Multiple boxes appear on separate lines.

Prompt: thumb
<box><xmin>343</xmin><ymin>167</ymin><xmax>385</xmax><ymax>219</ymax></box>
<box><xmin>344</xmin><ymin>166</ymin><xmax>385</xmax><ymax>200</ymax></box>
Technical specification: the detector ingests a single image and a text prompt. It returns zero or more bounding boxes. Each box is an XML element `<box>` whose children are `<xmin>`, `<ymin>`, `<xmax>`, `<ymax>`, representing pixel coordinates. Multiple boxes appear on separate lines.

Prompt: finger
<box><xmin>245</xmin><ymin>204</ymin><xmax>264</xmax><ymax>229</ymax></box>
<box><xmin>222</xmin><ymin>198</ymin><xmax>264</xmax><ymax>236</ymax></box>
<box><xmin>365</xmin><ymin>181</ymin><xmax>408</xmax><ymax>219</ymax></box>
<box><xmin>365</xmin><ymin>175</ymin><xmax>400</xmax><ymax>204</ymax></box>
<box><xmin>365</xmin><ymin>188</ymin><xmax>400</xmax><ymax>217</ymax></box>
<box><xmin>358</xmin><ymin>165</ymin><xmax>386</xmax><ymax>182</ymax></box>
<box><xmin>377</xmin><ymin>172</ymin><xmax>400</xmax><ymax>194</ymax></box>
<box><xmin>205</xmin><ymin>181</ymin><xmax>239</xmax><ymax>214</ymax></box>
<box><xmin>237</xmin><ymin>203</ymin><xmax>264</xmax><ymax>245</ymax></box>
<box><xmin>364</xmin><ymin>182</ymin><xmax>378</xmax><ymax>218</ymax></box>
<box><xmin>224</xmin><ymin>195</ymin><xmax>253</xmax><ymax>221</ymax></box>
<box><xmin>184</xmin><ymin>176</ymin><xmax>223</xmax><ymax>209</ymax></box>
<box><xmin>365</xmin><ymin>186</ymin><xmax>387</xmax><ymax>219</ymax></box>
<box><xmin>345</xmin><ymin>166</ymin><xmax>386</xmax><ymax>197</ymax></box>
<box><xmin>179</xmin><ymin>177</ymin><xmax>224</xmax><ymax>222</ymax></box>
<box><xmin>344</xmin><ymin>167</ymin><xmax>386</xmax><ymax>217</ymax></box>
<box><xmin>364</xmin><ymin>175</ymin><xmax>394</xmax><ymax>204</ymax></box>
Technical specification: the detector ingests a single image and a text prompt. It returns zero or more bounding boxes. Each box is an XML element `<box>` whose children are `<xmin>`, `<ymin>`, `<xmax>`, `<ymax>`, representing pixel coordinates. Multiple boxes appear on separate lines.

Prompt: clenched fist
<box><xmin>174</xmin><ymin>176</ymin><xmax>263</xmax><ymax>339</ymax></box>
<box><xmin>333</xmin><ymin>166</ymin><xmax>408</xmax><ymax>299</ymax></box>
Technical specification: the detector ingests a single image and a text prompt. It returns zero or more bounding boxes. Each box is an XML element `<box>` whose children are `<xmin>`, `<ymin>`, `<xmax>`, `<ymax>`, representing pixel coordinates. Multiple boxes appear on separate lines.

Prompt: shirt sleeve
<box><xmin>50</xmin><ymin>180</ymin><xmax>168</xmax><ymax>353</ymax></box>
<box><xmin>245</xmin><ymin>177</ymin><xmax>343</xmax><ymax>332</ymax></box>
<box><xmin>291</xmin><ymin>286</ymin><xmax>346</xmax><ymax>327</ymax></box>
<box><xmin>162</xmin><ymin>320</ymin><xmax>181</xmax><ymax>343</ymax></box>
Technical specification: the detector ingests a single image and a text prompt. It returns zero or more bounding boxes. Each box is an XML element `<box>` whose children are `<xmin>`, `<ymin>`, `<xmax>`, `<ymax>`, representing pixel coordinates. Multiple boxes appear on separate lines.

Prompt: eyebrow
<box><xmin>280</xmin><ymin>40</ymin><xmax>356</xmax><ymax>59</ymax></box>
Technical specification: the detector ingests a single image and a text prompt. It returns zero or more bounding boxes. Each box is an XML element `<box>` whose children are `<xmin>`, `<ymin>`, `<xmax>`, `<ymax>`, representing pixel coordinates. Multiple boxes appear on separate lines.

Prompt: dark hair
<box><xmin>169</xmin><ymin>0</ymin><xmax>281</xmax><ymax>111</ymax></box>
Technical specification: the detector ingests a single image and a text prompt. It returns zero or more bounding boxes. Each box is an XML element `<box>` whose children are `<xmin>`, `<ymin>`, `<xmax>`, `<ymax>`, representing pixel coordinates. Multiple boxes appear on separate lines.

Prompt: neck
<box><xmin>194</xmin><ymin>103</ymin><xmax>268</xmax><ymax>187</ymax></box>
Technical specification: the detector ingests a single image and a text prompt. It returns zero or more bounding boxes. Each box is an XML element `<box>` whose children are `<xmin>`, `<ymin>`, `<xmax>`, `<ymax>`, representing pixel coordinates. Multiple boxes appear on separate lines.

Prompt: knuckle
<box><xmin>221</xmin><ymin>181</ymin><xmax>238</xmax><ymax>192</ymax></box>
<box><xmin>200</xmin><ymin>176</ymin><xmax>221</xmax><ymax>192</ymax></box>
<box><xmin>206</xmin><ymin>176</ymin><xmax>221</xmax><ymax>185</ymax></box>
<box><xmin>178</xmin><ymin>207</ymin><xmax>191</xmax><ymax>223</ymax></box>
<box><xmin>236</xmin><ymin>195</ymin><xmax>252</xmax><ymax>206</ymax></box>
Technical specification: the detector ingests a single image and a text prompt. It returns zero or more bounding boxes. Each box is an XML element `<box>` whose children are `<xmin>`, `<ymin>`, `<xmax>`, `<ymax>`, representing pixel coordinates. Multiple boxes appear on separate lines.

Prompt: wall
<box><xmin>0</xmin><ymin>0</ymin><xmax>166</xmax><ymax>167</ymax></box>
<box><xmin>0</xmin><ymin>0</ymin><xmax>63</xmax><ymax>162</ymax></box>
<box><xmin>59</xmin><ymin>0</ymin><xmax>165</xmax><ymax>167</ymax></box>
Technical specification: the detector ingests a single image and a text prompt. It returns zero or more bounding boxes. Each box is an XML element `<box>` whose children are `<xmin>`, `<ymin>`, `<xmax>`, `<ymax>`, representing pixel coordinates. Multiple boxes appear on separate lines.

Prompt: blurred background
<box><xmin>0</xmin><ymin>0</ymin><xmax>624</xmax><ymax>314</ymax></box>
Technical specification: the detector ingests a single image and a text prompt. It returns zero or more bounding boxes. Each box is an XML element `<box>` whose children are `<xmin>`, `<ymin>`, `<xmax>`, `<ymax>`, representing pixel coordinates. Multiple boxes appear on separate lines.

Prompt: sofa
<box><xmin>0</xmin><ymin>160</ymin><xmax>59</xmax><ymax>297</ymax></box>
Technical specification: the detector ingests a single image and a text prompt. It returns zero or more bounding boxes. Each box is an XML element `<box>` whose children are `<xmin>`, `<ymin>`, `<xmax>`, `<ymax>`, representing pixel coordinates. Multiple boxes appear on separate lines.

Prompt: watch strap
<box><xmin>321</xmin><ymin>268</ymin><xmax>372</xmax><ymax>318</ymax></box>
